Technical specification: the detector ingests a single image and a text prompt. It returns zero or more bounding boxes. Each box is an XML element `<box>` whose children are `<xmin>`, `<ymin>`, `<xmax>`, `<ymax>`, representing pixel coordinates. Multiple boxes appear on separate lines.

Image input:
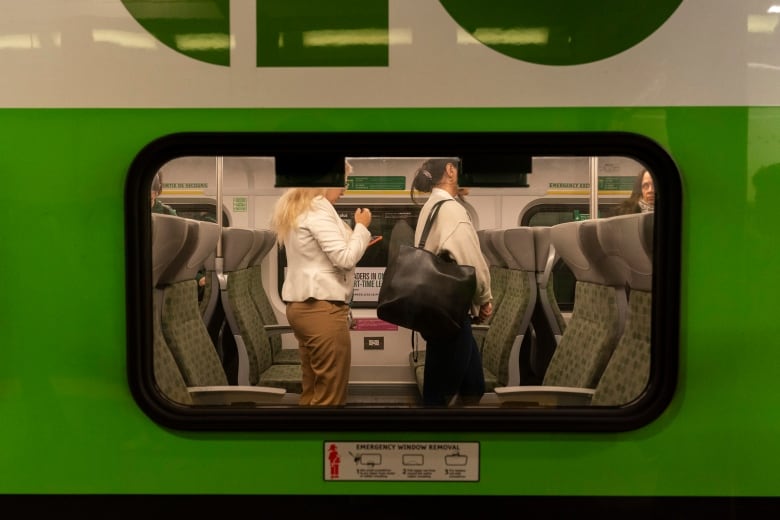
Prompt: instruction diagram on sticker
<box><xmin>323</xmin><ymin>441</ymin><xmax>479</xmax><ymax>481</ymax></box>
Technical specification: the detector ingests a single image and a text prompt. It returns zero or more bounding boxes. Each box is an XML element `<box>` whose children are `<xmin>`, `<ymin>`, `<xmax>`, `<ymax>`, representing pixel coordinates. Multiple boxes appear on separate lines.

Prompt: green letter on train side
<box><xmin>121</xmin><ymin>0</ymin><xmax>389</xmax><ymax>67</ymax></box>
<box><xmin>121</xmin><ymin>0</ymin><xmax>680</xmax><ymax>67</ymax></box>
<box><xmin>439</xmin><ymin>0</ymin><xmax>682</xmax><ymax>66</ymax></box>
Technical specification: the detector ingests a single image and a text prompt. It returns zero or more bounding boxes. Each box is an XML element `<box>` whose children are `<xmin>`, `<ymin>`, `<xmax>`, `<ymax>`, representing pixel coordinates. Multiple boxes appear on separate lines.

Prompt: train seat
<box><xmin>481</xmin><ymin>227</ymin><xmax>538</xmax><ymax>389</ymax></box>
<box><xmin>160</xmin><ymin>218</ymin><xmax>228</xmax><ymax>387</ymax></box>
<box><xmin>220</xmin><ymin>227</ymin><xmax>302</xmax><ymax>393</ymax></box>
<box><xmin>542</xmin><ymin>218</ymin><xmax>627</xmax><ymax>387</ymax></box>
<box><xmin>217</xmin><ymin>227</ymin><xmax>256</xmax><ymax>383</ymax></box>
<box><xmin>496</xmin><ymin>214</ymin><xmax>652</xmax><ymax>406</ymax></box>
<box><xmin>588</xmin><ymin>212</ymin><xmax>653</xmax><ymax>406</ymax></box>
<box><xmin>476</xmin><ymin>228</ymin><xmax>509</xmax><ymax>328</ymax></box>
<box><xmin>248</xmin><ymin>229</ymin><xmax>300</xmax><ymax>365</ymax></box>
<box><xmin>517</xmin><ymin>225</ymin><xmax>566</xmax><ymax>384</ymax></box>
<box><xmin>152</xmin><ymin>213</ymin><xmax>194</xmax><ymax>405</ymax></box>
<box><xmin>155</xmin><ymin>216</ymin><xmax>287</xmax><ymax>405</ymax></box>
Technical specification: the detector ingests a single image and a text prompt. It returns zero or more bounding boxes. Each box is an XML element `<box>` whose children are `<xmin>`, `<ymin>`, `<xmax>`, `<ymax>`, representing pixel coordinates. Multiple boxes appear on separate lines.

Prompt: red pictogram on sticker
<box><xmin>328</xmin><ymin>444</ymin><xmax>340</xmax><ymax>479</ymax></box>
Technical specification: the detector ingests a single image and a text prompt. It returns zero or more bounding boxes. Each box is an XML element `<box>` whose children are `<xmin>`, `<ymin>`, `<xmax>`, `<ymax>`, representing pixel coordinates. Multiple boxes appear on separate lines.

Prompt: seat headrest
<box><xmin>550</xmin><ymin>221</ymin><xmax>590</xmax><ymax>281</ymax></box>
<box><xmin>551</xmin><ymin>219</ymin><xmax>624</xmax><ymax>286</ymax></box>
<box><xmin>502</xmin><ymin>227</ymin><xmax>536</xmax><ymax>272</ymax></box>
<box><xmin>578</xmin><ymin>219</ymin><xmax>627</xmax><ymax>287</ymax></box>
<box><xmin>249</xmin><ymin>229</ymin><xmax>277</xmax><ymax>268</ymax></box>
<box><xmin>596</xmin><ymin>213</ymin><xmax>653</xmax><ymax>291</ymax></box>
<box><xmin>221</xmin><ymin>227</ymin><xmax>255</xmax><ymax>273</ymax></box>
<box><xmin>188</xmin><ymin>220</ymin><xmax>219</xmax><ymax>266</ymax></box>
<box><xmin>157</xmin><ymin>219</ymin><xmax>200</xmax><ymax>285</ymax></box>
<box><xmin>152</xmin><ymin>213</ymin><xmax>189</xmax><ymax>288</ymax></box>
<box><xmin>478</xmin><ymin>229</ymin><xmax>504</xmax><ymax>267</ymax></box>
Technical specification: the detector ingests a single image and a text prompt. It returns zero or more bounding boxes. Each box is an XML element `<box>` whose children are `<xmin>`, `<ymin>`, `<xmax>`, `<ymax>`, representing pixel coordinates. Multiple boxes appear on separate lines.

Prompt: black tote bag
<box><xmin>377</xmin><ymin>199</ymin><xmax>476</xmax><ymax>339</ymax></box>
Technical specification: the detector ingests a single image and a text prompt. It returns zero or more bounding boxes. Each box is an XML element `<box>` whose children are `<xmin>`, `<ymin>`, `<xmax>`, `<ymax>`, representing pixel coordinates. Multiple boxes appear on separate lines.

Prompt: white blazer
<box><xmin>281</xmin><ymin>196</ymin><xmax>371</xmax><ymax>303</ymax></box>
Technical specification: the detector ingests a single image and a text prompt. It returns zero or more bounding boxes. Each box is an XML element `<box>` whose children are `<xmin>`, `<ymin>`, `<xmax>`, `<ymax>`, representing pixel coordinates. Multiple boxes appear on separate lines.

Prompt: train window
<box><xmin>520</xmin><ymin>200</ymin><xmax>621</xmax><ymax>311</ymax></box>
<box><xmin>127</xmin><ymin>132</ymin><xmax>680</xmax><ymax>432</ymax></box>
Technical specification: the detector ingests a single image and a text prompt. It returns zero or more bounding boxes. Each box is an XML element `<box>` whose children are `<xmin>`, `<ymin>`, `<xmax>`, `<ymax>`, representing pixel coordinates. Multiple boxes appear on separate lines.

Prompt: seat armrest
<box><xmin>471</xmin><ymin>324</ymin><xmax>489</xmax><ymax>341</ymax></box>
<box><xmin>188</xmin><ymin>385</ymin><xmax>287</xmax><ymax>405</ymax></box>
<box><xmin>494</xmin><ymin>385</ymin><xmax>595</xmax><ymax>407</ymax></box>
<box><xmin>264</xmin><ymin>324</ymin><xmax>294</xmax><ymax>337</ymax></box>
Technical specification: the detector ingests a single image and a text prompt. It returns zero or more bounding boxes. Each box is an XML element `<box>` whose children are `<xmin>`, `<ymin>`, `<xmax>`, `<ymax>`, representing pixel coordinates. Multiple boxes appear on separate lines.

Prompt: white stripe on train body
<box><xmin>2</xmin><ymin>0</ymin><xmax>778</xmax><ymax>108</ymax></box>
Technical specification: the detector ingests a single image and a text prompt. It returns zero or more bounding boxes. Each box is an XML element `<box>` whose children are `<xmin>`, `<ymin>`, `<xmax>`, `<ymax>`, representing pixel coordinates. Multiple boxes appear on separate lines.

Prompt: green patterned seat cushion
<box><xmin>542</xmin><ymin>281</ymin><xmax>621</xmax><ymax>389</ymax></box>
<box><xmin>258</xmin><ymin>364</ymin><xmax>304</xmax><ymax>394</ymax></box>
<box><xmin>591</xmin><ymin>290</ymin><xmax>651</xmax><ymax>406</ymax></box>
<box><xmin>153</xmin><ymin>301</ymin><xmax>192</xmax><ymax>405</ymax></box>
<box><xmin>162</xmin><ymin>280</ymin><xmax>228</xmax><ymax>387</ymax></box>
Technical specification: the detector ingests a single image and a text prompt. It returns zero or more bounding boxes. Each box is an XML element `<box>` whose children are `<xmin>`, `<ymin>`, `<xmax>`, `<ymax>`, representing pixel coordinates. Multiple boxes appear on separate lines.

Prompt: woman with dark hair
<box><xmin>411</xmin><ymin>158</ymin><xmax>493</xmax><ymax>406</ymax></box>
<box><xmin>613</xmin><ymin>170</ymin><xmax>655</xmax><ymax>215</ymax></box>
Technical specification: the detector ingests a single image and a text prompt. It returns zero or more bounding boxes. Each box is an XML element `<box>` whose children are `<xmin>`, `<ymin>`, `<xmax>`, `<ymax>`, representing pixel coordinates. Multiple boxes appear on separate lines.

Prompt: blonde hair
<box><xmin>270</xmin><ymin>188</ymin><xmax>328</xmax><ymax>247</ymax></box>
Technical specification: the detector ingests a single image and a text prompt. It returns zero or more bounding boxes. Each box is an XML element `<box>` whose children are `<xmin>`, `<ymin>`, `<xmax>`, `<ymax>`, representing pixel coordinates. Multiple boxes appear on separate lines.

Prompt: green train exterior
<box><xmin>1</xmin><ymin>0</ymin><xmax>778</xmax><ymax>513</ymax></box>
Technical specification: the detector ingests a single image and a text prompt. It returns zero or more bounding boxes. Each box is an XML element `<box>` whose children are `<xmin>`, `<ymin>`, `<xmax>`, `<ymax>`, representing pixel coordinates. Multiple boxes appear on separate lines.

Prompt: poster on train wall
<box><xmin>352</xmin><ymin>267</ymin><xmax>384</xmax><ymax>303</ymax></box>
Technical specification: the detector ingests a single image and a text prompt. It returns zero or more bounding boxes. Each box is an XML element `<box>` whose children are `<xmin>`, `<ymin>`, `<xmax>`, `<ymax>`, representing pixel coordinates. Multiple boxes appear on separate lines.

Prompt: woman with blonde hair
<box><xmin>271</xmin><ymin>183</ymin><xmax>372</xmax><ymax>406</ymax></box>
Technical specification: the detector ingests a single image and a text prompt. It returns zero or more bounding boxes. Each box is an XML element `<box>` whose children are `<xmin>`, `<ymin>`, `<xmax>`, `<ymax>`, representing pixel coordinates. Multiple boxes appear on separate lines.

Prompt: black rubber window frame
<box><xmin>125</xmin><ymin>131</ymin><xmax>681</xmax><ymax>433</ymax></box>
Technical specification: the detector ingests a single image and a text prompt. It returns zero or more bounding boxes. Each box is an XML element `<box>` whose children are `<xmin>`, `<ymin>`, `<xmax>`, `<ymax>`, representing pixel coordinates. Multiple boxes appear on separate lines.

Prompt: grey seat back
<box><xmin>478</xmin><ymin>227</ymin><xmax>537</xmax><ymax>389</ymax></box>
<box><xmin>249</xmin><ymin>230</ymin><xmax>300</xmax><ymax>365</ymax></box>
<box><xmin>542</xmin><ymin>219</ymin><xmax>627</xmax><ymax>388</ymax></box>
<box><xmin>221</xmin><ymin>228</ymin><xmax>302</xmax><ymax>392</ymax></box>
<box><xmin>477</xmin><ymin>229</ymin><xmax>508</xmax><ymax>326</ymax></box>
<box><xmin>591</xmin><ymin>212</ymin><xmax>653</xmax><ymax>405</ymax></box>
<box><xmin>220</xmin><ymin>227</ymin><xmax>259</xmax><ymax>385</ymax></box>
<box><xmin>151</xmin><ymin>214</ymin><xmax>193</xmax><ymax>405</ymax></box>
<box><xmin>160</xmin><ymin>218</ymin><xmax>228</xmax><ymax>387</ymax></box>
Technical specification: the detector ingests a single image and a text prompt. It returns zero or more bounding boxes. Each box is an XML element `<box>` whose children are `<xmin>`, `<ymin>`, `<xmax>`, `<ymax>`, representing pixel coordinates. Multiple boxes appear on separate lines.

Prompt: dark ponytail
<box><xmin>410</xmin><ymin>158</ymin><xmax>456</xmax><ymax>204</ymax></box>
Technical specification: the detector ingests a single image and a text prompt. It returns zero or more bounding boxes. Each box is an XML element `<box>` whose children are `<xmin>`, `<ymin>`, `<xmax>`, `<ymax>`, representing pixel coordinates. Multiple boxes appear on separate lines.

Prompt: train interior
<box><xmin>150</xmin><ymin>154</ymin><xmax>653</xmax><ymax>409</ymax></box>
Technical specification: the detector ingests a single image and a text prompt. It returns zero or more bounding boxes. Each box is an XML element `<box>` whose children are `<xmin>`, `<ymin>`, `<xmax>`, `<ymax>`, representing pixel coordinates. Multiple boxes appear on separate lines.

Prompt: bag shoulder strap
<box><xmin>417</xmin><ymin>199</ymin><xmax>451</xmax><ymax>248</ymax></box>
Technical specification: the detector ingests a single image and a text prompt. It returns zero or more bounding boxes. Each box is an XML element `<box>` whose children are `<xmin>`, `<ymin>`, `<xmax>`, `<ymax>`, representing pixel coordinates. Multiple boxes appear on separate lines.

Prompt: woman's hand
<box><xmin>354</xmin><ymin>207</ymin><xmax>372</xmax><ymax>228</ymax></box>
<box><xmin>478</xmin><ymin>301</ymin><xmax>493</xmax><ymax>322</ymax></box>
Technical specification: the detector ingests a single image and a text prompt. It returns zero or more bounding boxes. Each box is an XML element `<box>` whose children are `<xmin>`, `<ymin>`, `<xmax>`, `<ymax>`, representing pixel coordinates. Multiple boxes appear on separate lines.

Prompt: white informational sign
<box><xmin>323</xmin><ymin>441</ymin><xmax>479</xmax><ymax>482</ymax></box>
<box><xmin>352</xmin><ymin>267</ymin><xmax>385</xmax><ymax>303</ymax></box>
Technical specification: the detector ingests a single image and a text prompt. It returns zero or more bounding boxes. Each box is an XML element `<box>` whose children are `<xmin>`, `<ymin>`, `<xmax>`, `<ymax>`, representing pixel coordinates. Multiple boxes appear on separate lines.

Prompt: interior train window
<box><xmin>126</xmin><ymin>132</ymin><xmax>680</xmax><ymax>432</ymax></box>
<box><xmin>520</xmin><ymin>200</ymin><xmax>621</xmax><ymax>311</ymax></box>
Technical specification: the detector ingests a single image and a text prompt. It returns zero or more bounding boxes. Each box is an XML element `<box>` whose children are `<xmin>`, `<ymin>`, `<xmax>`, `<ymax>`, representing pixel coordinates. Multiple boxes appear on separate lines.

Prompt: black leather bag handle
<box><xmin>417</xmin><ymin>199</ymin><xmax>450</xmax><ymax>249</ymax></box>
